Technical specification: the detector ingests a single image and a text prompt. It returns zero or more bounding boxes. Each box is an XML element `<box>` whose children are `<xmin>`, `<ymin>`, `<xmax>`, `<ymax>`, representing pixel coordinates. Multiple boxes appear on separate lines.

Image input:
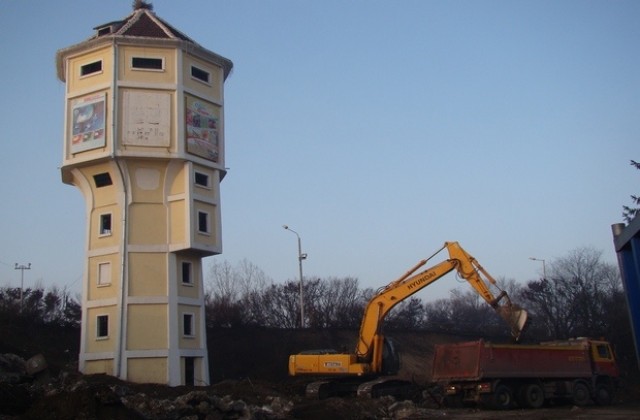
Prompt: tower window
<box><xmin>131</xmin><ymin>57</ymin><xmax>164</xmax><ymax>71</ymax></box>
<box><xmin>197</xmin><ymin>211</ymin><xmax>209</xmax><ymax>234</ymax></box>
<box><xmin>97</xmin><ymin>262</ymin><xmax>111</xmax><ymax>286</ymax></box>
<box><xmin>100</xmin><ymin>213</ymin><xmax>112</xmax><ymax>235</ymax></box>
<box><xmin>181</xmin><ymin>262</ymin><xmax>193</xmax><ymax>285</ymax></box>
<box><xmin>97</xmin><ymin>315</ymin><xmax>109</xmax><ymax>339</ymax></box>
<box><xmin>194</xmin><ymin>171</ymin><xmax>210</xmax><ymax>188</ymax></box>
<box><xmin>93</xmin><ymin>173</ymin><xmax>112</xmax><ymax>188</ymax></box>
<box><xmin>97</xmin><ymin>26</ymin><xmax>112</xmax><ymax>36</ymax></box>
<box><xmin>191</xmin><ymin>65</ymin><xmax>210</xmax><ymax>84</ymax></box>
<box><xmin>81</xmin><ymin>60</ymin><xmax>103</xmax><ymax>77</ymax></box>
<box><xmin>183</xmin><ymin>313</ymin><xmax>194</xmax><ymax>337</ymax></box>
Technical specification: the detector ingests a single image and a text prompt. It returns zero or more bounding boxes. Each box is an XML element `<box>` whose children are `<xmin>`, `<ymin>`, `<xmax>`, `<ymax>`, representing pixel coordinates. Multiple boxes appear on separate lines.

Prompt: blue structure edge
<box><xmin>613</xmin><ymin>216</ymin><xmax>640</xmax><ymax>369</ymax></box>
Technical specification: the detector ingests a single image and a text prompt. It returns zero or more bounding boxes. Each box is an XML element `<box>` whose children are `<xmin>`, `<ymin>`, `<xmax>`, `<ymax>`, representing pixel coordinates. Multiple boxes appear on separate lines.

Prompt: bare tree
<box><xmin>385</xmin><ymin>297</ymin><xmax>426</xmax><ymax>329</ymax></box>
<box><xmin>520</xmin><ymin>247</ymin><xmax>622</xmax><ymax>340</ymax></box>
<box><xmin>205</xmin><ymin>259</ymin><xmax>272</xmax><ymax>327</ymax></box>
<box><xmin>305</xmin><ymin>277</ymin><xmax>363</xmax><ymax>329</ymax></box>
<box><xmin>623</xmin><ymin>159</ymin><xmax>640</xmax><ymax>223</ymax></box>
<box><xmin>249</xmin><ymin>281</ymin><xmax>301</xmax><ymax>328</ymax></box>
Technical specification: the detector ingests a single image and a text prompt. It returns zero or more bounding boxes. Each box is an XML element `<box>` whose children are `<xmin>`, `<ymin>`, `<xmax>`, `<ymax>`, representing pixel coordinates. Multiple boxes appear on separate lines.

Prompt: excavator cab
<box><xmin>380</xmin><ymin>337</ymin><xmax>400</xmax><ymax>375</ymax></box>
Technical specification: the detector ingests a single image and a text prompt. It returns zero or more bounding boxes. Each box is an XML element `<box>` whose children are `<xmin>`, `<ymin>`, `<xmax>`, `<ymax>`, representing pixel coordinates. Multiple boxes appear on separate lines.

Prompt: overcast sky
<box><xmin>0</xmin><ymin>0</ymin><xmax>638</xmax><ymax>302</ymax></box>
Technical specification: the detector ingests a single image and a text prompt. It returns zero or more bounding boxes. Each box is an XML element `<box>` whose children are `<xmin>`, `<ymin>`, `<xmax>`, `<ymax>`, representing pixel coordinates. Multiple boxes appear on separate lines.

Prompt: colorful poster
<box><xmin>186</xmin><ymin>97</ymin><xmax>219</xmax><ymax>162</ymax></box>
<box><xmin>70</xmin><ymin>93</ymin><xmax>106</xmax><ymax>153</ymax></box>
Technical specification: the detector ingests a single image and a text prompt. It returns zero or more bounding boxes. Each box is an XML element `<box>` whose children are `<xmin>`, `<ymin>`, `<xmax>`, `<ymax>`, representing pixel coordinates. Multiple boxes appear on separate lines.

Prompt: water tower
<box><xmin>56</xmin><ymin>2</ymin><xmax>232</xmax><ymax>385</ymax></box>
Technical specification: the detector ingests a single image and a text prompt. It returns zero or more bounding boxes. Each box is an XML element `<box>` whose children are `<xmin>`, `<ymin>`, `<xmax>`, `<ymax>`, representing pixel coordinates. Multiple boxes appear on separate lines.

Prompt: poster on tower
<box><xmin>185</xmin><ymin>95</ymin><xmax>220</xmax><ymax>162</ymax></box>
<box><xmin>122</xmin><ymin>91</ymin><xmax>170</xmax><ymax>147</ymax></box>
<box><xmin>70</xmin><ymin>92</ymin><xmax>106</xmax><ymax>153</ymax></box>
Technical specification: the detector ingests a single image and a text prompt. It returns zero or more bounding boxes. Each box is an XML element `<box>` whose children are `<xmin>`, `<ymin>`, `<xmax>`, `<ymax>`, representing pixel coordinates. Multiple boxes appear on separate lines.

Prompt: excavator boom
<box><xmin>288</xmin><ymin>241</ymin><xmax>528</xmax><ymax>398</ymax></box>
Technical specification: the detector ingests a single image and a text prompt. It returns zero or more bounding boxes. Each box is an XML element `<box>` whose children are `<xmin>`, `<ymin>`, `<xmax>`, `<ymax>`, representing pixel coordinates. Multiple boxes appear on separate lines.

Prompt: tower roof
<box><xmin>56</xmin><ymin>3</ymin><xmax>232</xmax><ymax>81</ymax></box>
<box><xmin>91</xmin><ymin>4</ymin><xmax>195</xmax><ymax>43</ymax></box>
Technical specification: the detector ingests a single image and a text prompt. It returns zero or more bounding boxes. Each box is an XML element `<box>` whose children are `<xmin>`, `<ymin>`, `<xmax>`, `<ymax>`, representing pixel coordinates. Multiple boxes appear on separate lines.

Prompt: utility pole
<box><xmin>529</xmin><ymin>257</ymin><xmax>546</xmax><ymax>281</ymax></box>
<box><xmin>14</xmin><ymin>263</ymin><xmax>31</xmax><ymax>311</ymax></box>
<box><xmin>283</xmin><ymin>225</ymin><xmax>307</xmax><ymax>328</ymax></box>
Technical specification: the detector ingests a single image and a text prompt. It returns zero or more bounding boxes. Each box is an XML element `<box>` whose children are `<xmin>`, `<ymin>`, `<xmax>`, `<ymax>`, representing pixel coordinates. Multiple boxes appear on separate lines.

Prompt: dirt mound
<box><xmin>2</xmin><ymin>324</ymin><xmax>640</xmax><ymax>419</ymax></box>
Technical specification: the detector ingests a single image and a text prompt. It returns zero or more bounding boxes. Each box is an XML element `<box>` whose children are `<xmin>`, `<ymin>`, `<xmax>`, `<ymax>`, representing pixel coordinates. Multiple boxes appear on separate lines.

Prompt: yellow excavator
<box><xmin>288</xmin><ymin>241</ymin><xmax>528</xmax><ymax>398</ymax></box>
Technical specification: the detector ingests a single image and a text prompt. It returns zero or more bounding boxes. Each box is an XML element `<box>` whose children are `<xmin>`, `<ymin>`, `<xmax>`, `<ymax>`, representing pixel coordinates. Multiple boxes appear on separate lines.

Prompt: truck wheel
<box><xmin>572</xmin><ymin>382</ymin><xmax>591</xmax><ymax>406</ymax></box>
<box><xmin>491</xmin><ymin>384</ymin><xmax>513</xmax><ymax>410</ymax></box>
<box><xmin>523</xmin><ymin>383</ymin><xmax>545</xmax><ymax>408</ymax></box>
<box><xmin>594</xmin><ymin>384</ymin><xmax>613</xmax><ymax>405</ymax></box>
<box><xmin>444</xmin><ymin>395</ymin><xmax>464</xmax><ymax>408</ymax></box>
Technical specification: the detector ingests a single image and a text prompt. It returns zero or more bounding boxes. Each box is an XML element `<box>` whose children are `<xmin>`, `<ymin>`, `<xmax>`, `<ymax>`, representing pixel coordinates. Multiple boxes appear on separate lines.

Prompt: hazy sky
<box><xmin>0</xmin><ymin>1</ymin><xmax>638</xmax><ymax>302</ymax></box>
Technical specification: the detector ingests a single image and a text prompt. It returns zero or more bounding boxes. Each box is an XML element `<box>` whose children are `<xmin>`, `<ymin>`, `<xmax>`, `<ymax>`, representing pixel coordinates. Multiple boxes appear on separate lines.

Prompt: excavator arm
<box><xmin>355</xmin><ymin>242</ymin><xmax>528</xmax><ymax>369</ymax></box>
<box><xmin>288</xmin><ymin>241</ymin><xmax>528</xmax><ymax>381</ymax></box>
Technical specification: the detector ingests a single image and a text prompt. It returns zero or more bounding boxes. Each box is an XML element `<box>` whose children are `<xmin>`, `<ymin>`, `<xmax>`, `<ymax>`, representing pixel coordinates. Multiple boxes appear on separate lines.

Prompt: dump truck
<box><xmin>432</xmin><ymin>338</ymin><xmax>619</xmax><ymax>409</ymax></box>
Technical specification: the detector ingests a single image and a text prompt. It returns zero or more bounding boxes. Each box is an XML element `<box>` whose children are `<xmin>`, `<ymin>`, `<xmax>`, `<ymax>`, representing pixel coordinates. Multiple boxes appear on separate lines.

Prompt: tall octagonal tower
<box><xmin>56</xmin><ymin>3</ymin><xmax>232</xmax><ymax>386</ymax></box>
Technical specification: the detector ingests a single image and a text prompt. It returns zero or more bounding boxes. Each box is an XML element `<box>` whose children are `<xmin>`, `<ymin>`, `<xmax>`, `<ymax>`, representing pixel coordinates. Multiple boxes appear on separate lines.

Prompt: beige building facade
<box><xmin>56</xmin><ymin>5</ymin><xmax>232</xmax><ymax>386</ymax></box>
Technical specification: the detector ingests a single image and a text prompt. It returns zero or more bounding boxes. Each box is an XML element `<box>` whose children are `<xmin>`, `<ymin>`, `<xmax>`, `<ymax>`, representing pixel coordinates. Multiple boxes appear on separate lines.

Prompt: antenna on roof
<box><xmin>133</xmin><ymin>0</ymin><xmax>153</xmax><ymax>11</ymax></box>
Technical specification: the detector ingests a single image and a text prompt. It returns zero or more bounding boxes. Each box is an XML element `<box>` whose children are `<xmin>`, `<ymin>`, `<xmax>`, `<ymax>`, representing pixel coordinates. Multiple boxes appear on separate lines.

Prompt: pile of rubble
<box><xmin>0</xmin><ymin>352</ymin><xmax>445</xmax><ymax>419</ymax></box>
<box><xmin>0</xmin><ymin>352</ymin><xmax>297</xmax><ymax>419</ymax></box>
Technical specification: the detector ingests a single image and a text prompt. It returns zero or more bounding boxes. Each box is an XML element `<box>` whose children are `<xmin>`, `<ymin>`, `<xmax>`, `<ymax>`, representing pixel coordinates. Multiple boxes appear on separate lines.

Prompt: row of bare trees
<box><xmin>0</xmin><ymin>246</ymin><xmax>629</xmax><ymax>349</ymax></box>
<box><xmin>0</xmin><ymin>286</ymin><xmax>81</xmax><ymax>326</ymax></box>
<box><xmin>205</xmin><ymin>248</ymin><xmax>631</xmax><ymax>347</ymax></box>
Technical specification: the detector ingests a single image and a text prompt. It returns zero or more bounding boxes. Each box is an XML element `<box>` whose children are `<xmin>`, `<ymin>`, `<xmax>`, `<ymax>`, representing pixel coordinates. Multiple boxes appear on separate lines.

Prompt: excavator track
<box><xmin>304</xmin><ymin>377</ymin><xmax>419</xmax><ymax>399</ymax></box>
<box><xmin>305</xmin><ymin>378</ymin><xmax>368</xmax><ymax>399</ymax></box>
<box><xmin>357</xmin><ymin>377</ymin><xmax>419</xmax><ymax>399</ymax></box>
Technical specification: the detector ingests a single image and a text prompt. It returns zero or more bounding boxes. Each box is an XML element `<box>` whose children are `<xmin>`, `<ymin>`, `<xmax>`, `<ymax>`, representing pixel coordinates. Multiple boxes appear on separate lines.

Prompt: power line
<box><xmin>15</xmin><ymin>263</ymin><xmax>31</xmax><ymax>311</ymax></box>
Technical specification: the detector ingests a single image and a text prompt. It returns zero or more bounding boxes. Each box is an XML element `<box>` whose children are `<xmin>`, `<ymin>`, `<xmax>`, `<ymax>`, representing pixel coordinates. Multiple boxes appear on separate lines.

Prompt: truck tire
<box><xmin>522</xmin><ymin>383</ymin><xmax>545</xmax><ymax>408</ymax></box>
<box><xmin>443</xmin><ymin>395</ymin><xmax>464</xmax><ymax>408</ymax></box>
<box><xmin>572</xmin><ymin>382</ymin><xmax>591</xmax><ymax>406</ymax></box>
<box><xmin>594</xmin><ymin>384</ymin><xmax>613</xmax><ymax>405</ymax></box>
<box><xmin>491</xmin><ymin>384</ymin><xmax>513</xmax><ymax>410</ymax></box>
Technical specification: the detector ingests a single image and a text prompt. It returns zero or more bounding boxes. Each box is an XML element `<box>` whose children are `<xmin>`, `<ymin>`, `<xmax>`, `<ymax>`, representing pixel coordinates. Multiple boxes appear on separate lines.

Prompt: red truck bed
<box><xmin>432</xmin><ymin>339</ymin><xmax>594</xmax><ymax>381</ymax></box>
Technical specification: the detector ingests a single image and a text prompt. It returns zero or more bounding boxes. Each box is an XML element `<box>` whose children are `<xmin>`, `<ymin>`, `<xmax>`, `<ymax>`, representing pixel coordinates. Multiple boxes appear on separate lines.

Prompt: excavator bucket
<box><xmin>497</xmin><ymin>305</ymin><xmax>528</xmax><ymax>341</ymax></box>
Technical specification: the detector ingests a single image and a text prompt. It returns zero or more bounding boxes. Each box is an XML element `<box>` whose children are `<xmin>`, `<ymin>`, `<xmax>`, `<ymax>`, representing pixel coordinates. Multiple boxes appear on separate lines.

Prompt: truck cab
<box><xmin>589</xmin><ymin>340</ymin><xmax>619</xmax><ymax>378</ymax></box>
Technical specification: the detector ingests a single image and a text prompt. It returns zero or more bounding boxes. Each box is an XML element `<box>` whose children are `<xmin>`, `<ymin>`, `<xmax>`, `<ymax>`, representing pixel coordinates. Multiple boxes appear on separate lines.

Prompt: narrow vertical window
<box><xmin>181</xmin><ymin>262</ymin><xmax>193</xmax><ymax>285</ymax></box>
<box><xmin>97</xmin><ymin>262</ymin><xmax>111</xmax><ymax>286</ymax></box>
<box><xmin>100</xmin><ymin>213</ymin><xmax>112</xmax><ymax>235</ymax></box>
<box><xmin>197</xmin><ymin>211</ymin><xmax>209</xmax><ymax>234</ymax></box>
<box><xmin>183</xmin><ymin>313</ymin><xmax>194</xmax><ymax>337</ymax></box>
<box><xmin>97</xmin><ymin>315</ymin><xmax>109</xmax><ymax>338</ymax></box>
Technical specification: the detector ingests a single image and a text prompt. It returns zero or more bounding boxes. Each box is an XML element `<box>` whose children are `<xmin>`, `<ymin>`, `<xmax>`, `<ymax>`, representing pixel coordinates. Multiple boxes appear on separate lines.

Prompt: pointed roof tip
<box><xmin>133</xmin><ymin>0</ymin><xmax>153</xmax><ymax>11</ymax></box>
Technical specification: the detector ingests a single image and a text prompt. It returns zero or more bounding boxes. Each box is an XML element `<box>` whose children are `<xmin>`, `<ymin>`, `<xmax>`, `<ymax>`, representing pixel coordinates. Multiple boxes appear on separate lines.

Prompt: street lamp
<box><xmin>14</xmin><ymin>262</ymin><xmax>31</xmax><ymax>311</ymax></box>
<box><xmin>529</xmin><ymin>257</ymin><xmax>546</xmax><ymax>281</ymax></box>
<box><xmin>283</xmin><ymin>225</ymin><xmax>307</xmax><ymax>328</ymax></box>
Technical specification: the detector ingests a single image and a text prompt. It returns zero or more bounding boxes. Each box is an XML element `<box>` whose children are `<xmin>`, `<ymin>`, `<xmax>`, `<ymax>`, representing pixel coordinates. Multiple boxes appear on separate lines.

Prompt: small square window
<box><xmin>183</xmin><ymin>313</ymin><xmax>194</xmax><ymax>337</ymax></box>
<box><xmin>81</xmin><ymin>60</ymin><xmax>103</xmax><ymax>77</ymax></box>
<box><xmin>181</xmin><ymin>262</ymin><xmax>193</xmax><ymax>285</ymax></box>
<box><xmin>197</xmin><ymin>211</ymin><xmax>209</xmax><ymax>234</ymax></box>
<box><xmin>191</xmin><ymin>66</ymin><xmax>210</xmax><ymax>84</ymax></box>
<box><xmin>132</xmin><ymin>57</ymin><xmax>164</xmax><ymax>70</ymax></box>
<box><xmin>98</xmin><ymin>262</ymin><xmax>111</xmax><ymax>286</ymax></box>
<box><xmin>100</xmin><ymin>214</ymin><xmax>112</xmax><ymax>235</ymax></box>
<box><xmin>97</xmin><ymin>315</ymin><xmax>109</xmax><ymax>338</ymax></box>
<box><xmin>194</xmin><ymin>172</ymin><xmax>210</xmax><ymax>188</ymax></box>
<box><xmin>93</xmin><ymin>173</ymin><xmax>112</xmax><ymax>188</ymax></box>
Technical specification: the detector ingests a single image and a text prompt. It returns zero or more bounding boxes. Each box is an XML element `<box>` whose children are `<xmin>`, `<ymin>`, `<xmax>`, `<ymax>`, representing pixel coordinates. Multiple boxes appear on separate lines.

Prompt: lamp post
<box><xmin>283</xmin><ymin>225</ymin><xmax>307</xmax><ymax>328</ymax></box>
<box><xmin>14</xmin><ymin>263</ymin><xmax>31</xmax><ymax>311</ymax></box>
<box><xmin>529</xmin><ymin>257</ymin><xmax>546</xmax><ymax>281</ymax></box>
